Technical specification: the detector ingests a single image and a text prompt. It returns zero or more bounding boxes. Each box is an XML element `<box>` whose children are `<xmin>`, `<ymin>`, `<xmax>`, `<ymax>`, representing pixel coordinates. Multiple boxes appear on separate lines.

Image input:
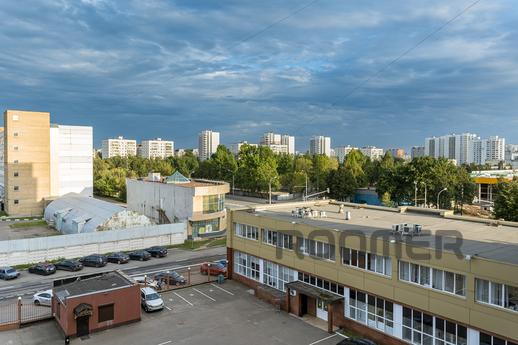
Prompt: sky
<box><xmin>1</xmin><ymin>0</ymin><xmax>517</xmax><ymax>152</ymax></box>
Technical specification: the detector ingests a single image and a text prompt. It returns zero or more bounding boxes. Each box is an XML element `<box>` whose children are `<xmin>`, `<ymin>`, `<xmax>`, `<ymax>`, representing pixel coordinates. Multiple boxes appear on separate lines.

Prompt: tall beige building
<box><xmin>101</xmin><ymin>136</ymin><xmax>137</xmax><ymax>158</ymax></box>
<box><xmin>139</xmin><ymin>138</ymin><xmax>174</xmax><ymax>159</ymax></box>
<box><xmin>1</xmin><ymin>110</ymin><xmax>92</xmax><ymax>216</ymax></box>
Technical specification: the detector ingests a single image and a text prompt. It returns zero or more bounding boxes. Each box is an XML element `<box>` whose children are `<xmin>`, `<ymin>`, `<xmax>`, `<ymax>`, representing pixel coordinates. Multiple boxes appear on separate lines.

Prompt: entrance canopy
<box><xmin>286</xmin><ymin>281</ymin><xmax>343</xmax><ymax>303</ymax></box>
<box><xmin>73</xmin><ymin>303</ymin><xmax>93</xmax><ymax>319</ymax></box>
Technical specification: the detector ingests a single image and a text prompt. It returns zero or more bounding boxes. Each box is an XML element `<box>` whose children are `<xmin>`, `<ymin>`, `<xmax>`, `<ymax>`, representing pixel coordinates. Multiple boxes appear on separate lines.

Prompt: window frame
<box><xmin>98</xmin><ymin>304</ymin><xmax>114</xmax><ymax>323</ymax></box>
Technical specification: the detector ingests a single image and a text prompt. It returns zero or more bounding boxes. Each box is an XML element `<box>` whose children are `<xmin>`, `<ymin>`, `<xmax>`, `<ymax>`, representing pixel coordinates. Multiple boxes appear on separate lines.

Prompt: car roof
<box><xmin>36</xmin><ymin>289</ymin><xmax>53</xmax><ymax>295</ymax></box>
<box><xmin>0</xmin><ymin>266</ymin><xmax>14</xmax><ymax>270</ymax></box>
<box><xmin>140</xmin><ymin>286</ymin><xmax>158</xmax><ymax>294</ymax></box>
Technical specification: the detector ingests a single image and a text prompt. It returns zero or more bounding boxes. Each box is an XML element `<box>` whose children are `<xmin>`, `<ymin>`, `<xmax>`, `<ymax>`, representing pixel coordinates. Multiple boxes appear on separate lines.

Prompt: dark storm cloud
<box><xmin>1</xmin><ymin>0</ymin><xmax>517</xmax><ymax>150</ymax></box>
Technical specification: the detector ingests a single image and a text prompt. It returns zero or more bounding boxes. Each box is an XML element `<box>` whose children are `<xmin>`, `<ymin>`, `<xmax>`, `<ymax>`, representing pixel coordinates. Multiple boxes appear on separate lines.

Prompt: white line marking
<box><xmin>0</xmin><ymin>286</ymin><xmax>15</xmax><ymax>291</ymax></box>
<box><xmin>157</xmin><ymin>341</ymin><xmax>172</xmax><ymax>345</ymax></box>
<box><xmin>335</xmin><ymin>332</ymin><xmax>348</xmax><ymax>339</ymax></box>
<box><xmin>210</xmin><ymin>283</ymin><xmax>234</xmax><ymax>296</ymax></box>
<box><xmin>173</xmin><ymin>292</ymin><xmax>193</xmax><ymax>306</ymax></box>
<box><xmin>193</xmin><ymin>287</ymin><xmax>216</xmax><ymax>301</ymax></box>
<box><xmin>309</xmin><ymin>334</ymin><xmax>337</xmax><ymax>345</ymax></box>
<box><xmin>164</xmin><ymin>305</ymin><xmax>172</xmax><ymax>311</ymax></box>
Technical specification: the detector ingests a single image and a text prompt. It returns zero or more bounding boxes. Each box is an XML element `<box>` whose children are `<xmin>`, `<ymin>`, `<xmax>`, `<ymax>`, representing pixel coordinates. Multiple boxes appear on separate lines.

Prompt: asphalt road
<box><xmin>0</xmin><ymin>246</ymin><xmax>226</xmax><ymax>304</ymax></box>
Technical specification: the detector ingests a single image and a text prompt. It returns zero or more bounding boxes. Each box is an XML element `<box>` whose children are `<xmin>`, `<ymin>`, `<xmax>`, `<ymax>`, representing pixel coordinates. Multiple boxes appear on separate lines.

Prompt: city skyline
<box><xmin>1</xmin><ymin>1</ymin><xmax>518</xmax><ymax>150</ymax></box>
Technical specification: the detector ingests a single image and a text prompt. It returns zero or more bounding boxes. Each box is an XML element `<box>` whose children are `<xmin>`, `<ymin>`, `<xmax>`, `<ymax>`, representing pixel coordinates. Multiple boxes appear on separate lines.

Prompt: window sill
<box><xmin>342</xmin><ymin>264</ymin><xmax>392</xmax><ymax>279</ymax></box>
<box><xmin>475</xmin><ymin>301</ymin><xmax>518</xmax><ymax>315</ymax></box>
<box><xmin>399</xmin><ymin>280</ymin><xmax>466</xmax><ymax>299</ymax></box>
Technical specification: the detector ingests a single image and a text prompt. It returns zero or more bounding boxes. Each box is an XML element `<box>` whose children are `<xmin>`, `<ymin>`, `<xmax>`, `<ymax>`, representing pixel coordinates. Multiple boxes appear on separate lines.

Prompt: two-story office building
<box><xmin>226</xmin><ymin>201</ymin><xmax>518</xmax><ymax>345</ymax></box>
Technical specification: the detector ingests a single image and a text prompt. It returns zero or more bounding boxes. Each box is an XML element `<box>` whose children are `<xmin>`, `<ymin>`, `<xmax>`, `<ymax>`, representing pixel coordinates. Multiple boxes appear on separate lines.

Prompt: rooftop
<box><xmin>239</xmin><ymin>201</ymin><xmax>518</xmax><ymax>266</ymax></box>
<box><xmin>54</xmin><ymin>271</ymin><xmax>134</xmax><ymax>301</ymax></box>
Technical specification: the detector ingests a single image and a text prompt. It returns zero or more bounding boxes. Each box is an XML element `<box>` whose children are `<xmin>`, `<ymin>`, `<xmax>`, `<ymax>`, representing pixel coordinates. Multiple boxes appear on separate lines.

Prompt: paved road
<box><xmin>0</xmin><ymin>247</ymin><xmax>226</xmax><ymax>303</ymax></box>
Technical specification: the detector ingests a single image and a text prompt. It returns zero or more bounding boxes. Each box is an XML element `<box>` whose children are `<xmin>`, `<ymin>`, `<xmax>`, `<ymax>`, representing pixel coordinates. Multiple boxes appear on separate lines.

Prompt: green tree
<box><xmin>326</xmin><ymin>164</ymin><xmax>357</xmax><ymax>200</ymax></box>
<box><xmin>311</xmin><ymin>154</ymin><xmax>338</xmax><ymax>191</ymax></box>
<box><xmin>344</xmin><ymin>150</ymin><xmax>367</xmax><ymax>187</ymax></box>
<box><xmin>493</xmin><ymin>179</ymin><xmax>518</xmax><ymax>221</ymax></box>
<box><xmin>235</xmin><ymin>145</ymin><xmax>279</xmax><ymax>192</ymax></box>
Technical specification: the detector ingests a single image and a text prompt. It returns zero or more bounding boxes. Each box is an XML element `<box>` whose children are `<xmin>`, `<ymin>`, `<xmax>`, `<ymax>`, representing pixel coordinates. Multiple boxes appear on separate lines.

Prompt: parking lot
<box><xmin>0</xmin><ymin>280</ymin><xmax>348</xmax><ymax>345</ymax></box>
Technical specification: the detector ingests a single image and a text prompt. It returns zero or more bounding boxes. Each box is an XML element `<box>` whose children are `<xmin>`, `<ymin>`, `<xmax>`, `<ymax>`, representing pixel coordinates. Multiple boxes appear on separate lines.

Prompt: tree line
<box><xmin>93</xmin><ymin>144</ymin><xmax>518</xmax><ymax>221</ymax></box>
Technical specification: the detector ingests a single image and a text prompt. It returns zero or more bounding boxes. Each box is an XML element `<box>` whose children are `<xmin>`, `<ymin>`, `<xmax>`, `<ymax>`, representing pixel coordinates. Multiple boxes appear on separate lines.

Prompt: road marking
<box><xmin>164</xmin><ymin>305</ymin><xmax>172</xmax><ymax>311</ymax></box>
<box><xmin>157</xmin><ymin>341</ymin><xmax>172</xmax><ymax>345</ymax></box>
<box><xmin>193</xmin><ymin>287</ymin><xmax>216</xmax><ymax>301</ymax></box>
<box><xmin>309</xmin><ymin>334</ymin><xmax>337</xmax><ymax>345</ymax></box>
<box><xmin>173</xmin><ymin>292</ymin><xmax>193</xmax><ymax>306</ymax></box>
<box><xmin>335</xmin><ymin>332</ymin><xmax>348</xmax><ymax>339</ymax></box>
<box><xmin>0</xmin><ymin>286</ymin><xmax>15</xmax><ymax>291</ymax></box>
<box><xmin>210</xmin><ymin>283</ymin><xmax>234</xmax><ymax>296</ymax></box>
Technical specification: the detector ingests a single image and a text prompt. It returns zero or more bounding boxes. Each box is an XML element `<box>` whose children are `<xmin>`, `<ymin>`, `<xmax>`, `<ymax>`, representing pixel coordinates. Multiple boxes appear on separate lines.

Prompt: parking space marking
<box><xmin>335</xmin><ymin>332</ymin><xmax>348</xmax><ymax>339</ymax></box>
<box><xmin>173</xmin><ymin>292</ymin><xmax>193</xmax><ymax>306</ymax></box>
<box><xmin>157</xmin><ymin>341</ymin><xmax>172</xmax><ymax>345</ymax></box>
<box><xmin>308</xmin><ymin>334</ymin><xmax>338</xmax><ymax>345</ymax></box>
<box><xmin>164</xmin><ymin>305</ymin><xmax>172</xmax><ymax>311</ymax></box>
<box><xmin>210</xmin><ymin>283</ymin><xmax>235</xmax><ymax>296</ymax></box>
<box><xmin>193</xmin><ymin>287</ymin><xmax>216</xmax><ymax>301</ymax></box>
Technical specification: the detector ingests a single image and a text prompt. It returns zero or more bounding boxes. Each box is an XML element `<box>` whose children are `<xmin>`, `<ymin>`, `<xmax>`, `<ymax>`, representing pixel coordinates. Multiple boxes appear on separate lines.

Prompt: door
<box><xmin>76</xmin><ymin>316</ymin><xmax>90</xmax><ymax>337</ymax></box>
<box><xmin>316</xmin><ymin>298</ymin><xmax>328</xmax><ymax>321</ymax></box>
<box><xmin>40</xmin><ymin>293</ymin><xmax>52</xmax><ymax>306</ymax></box>
<box><xmin>300</xmin><ymin>294</ymin><xmax>308</xmax><ymax>316</ymax></box>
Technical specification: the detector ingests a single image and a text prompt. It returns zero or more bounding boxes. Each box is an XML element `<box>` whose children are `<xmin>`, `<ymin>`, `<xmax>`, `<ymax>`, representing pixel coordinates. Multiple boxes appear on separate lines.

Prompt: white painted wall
<box><xmin>0</xmin><ymin>223</ymin><xmax>186</xmax><ymax>266</ymax></box>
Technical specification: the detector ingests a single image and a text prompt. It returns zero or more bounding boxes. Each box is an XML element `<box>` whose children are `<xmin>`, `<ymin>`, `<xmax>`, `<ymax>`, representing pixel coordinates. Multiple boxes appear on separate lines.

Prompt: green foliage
<box><xmin>493</xmin><ymin>179</ymin><xmax>518</xmax><ymax>221</ymax></box>
<box><xmin>326</xmin><ymin>164</ymin><xmax>358</xmax><ymax>200</ymax></box>
<box><xmin>235</xmin><ymin>145</ymin><xmax>279</xmax><ymax>193</ymax></box>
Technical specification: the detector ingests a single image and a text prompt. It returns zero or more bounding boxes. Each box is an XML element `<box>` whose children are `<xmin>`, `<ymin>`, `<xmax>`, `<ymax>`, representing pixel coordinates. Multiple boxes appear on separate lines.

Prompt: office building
<box><xmin>360</xmin><ymin>146</ymin><xmax>384</xmax><ymax>160</ymax></box>
<box><xmin>101</xmin><ymin>136</ymin><xmax>137</xmax><ymax>158</ymax></box>
<box><xmin>411</xmin><ymin>146</ymin><xmax>425</xmax><ymax>159</ymax></box>
<box><xmin>139</xmin><ymin>138</ymin><xmax>174</xmax><ymax>159</ymax></box>
<box><xmin>227</xmin><ymin>200</ymin><xmax>518</xmax><ymax>344</ymax></box>
<box><xmin>309</xmin><ymin>136</ymin><xmax>331</xmax><ymax>157</ymax></box>
<box><xmin>199</xmin><ymin>130</ymin><xmax>220</xmax><ymax>161</ymax></box>
<box><xmin>0</xmin><ymin>110</ymin><xmax>93</xmax><ymax>216</ymax></box>
<box><xmin>126</xmin><ymin>171</ymin><xmax>229</xmax><ymax>238</ymax></box>
<box><xmin>334</xmin><ymin>146</ymin><xmax>358</xmax><ymax>163</ymax></box>
<box><xmin>229</xmin><ymin>141</ymin><xmax>257</xmax><ymax>156</ymax></box>
<box><xmin>260</xmin><ymin>132</ymin><xmax>295</xmax><ymax>155</ymax></box>
<box><xmin>388</xmin><ymin>148</ymin><xmax>405</xmax><ymax>159</ymax></box>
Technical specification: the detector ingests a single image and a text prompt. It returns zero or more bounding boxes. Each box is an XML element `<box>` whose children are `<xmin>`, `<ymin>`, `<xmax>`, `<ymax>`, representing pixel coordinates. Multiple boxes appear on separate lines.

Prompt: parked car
<box><xmin>129</xmin><ymin>250</ymin><xmax>151</xmax><ymax>261</ymax></box>
<box><xmin>107</xmin><ymin>252</ymin><xmax>130</xmax><ymax>264</ymax></box>
<box><xmin>79</xmin><ymin>254</ymin><xmax>108</xmax><ymax>267</ymax></box>
<box><xmin>337</xmin><ymin>338</ymin><xmax>377</xmax><ymax>345</ymax></box>
<box><xmin>0</xmin><ymin>266</ymin><xmax>20</xmax><ymax>280</ymax></box>
<box><xmin>55</xmin><ymin>260</ymin><xmax>83</xmax><ymax>272</ymax></box>
<box><xmin>140</xmin><ymin>287</ymin><xmax>164</xmax><ymax>312</ymax></box>
<box><xmin>154</xmin><ymin>271</ymin><xmax>186</xmax><ymax>286</ymax></box>
<box><xmin>200</xmin><ymin>262</ymin><xmax>227</xmax><ymax>276</ymax></box>
<box><xmin>216</xmin><ymin>259</ymin><xmax>228</xmax><ymax>267</ymax></box>
<box><xmin>133</xmin><ymin>276</ymin><xmax>160</xmax><ymax>289</ymax></box>
<box><xmin>32</xmin><ymin>289</ymin><xmax>53</xmax><ymax>306</ymax></box>
<box><xmin>145</xmin><ymin>246</ymin><xmax>168</xmax><ymax>258</ymax></box>
<box><xmin>28</xmin><ymin>262</ymin><xmax>56</xmax><ymax>276</ymax></box>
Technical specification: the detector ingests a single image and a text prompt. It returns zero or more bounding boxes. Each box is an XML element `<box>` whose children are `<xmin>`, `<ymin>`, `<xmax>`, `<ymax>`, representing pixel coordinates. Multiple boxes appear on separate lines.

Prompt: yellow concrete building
<box><xmin>227</xmin><ymin>201</ymin><xmax>518</xmax><ymax>345</ymax></box>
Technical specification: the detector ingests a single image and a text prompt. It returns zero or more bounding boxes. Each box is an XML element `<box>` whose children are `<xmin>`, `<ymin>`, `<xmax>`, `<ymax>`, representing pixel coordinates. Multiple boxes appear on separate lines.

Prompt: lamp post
<box><xmin>437</xmin><ymin>188</ymin><xmax>448</xmax><ymax>209</ymax></box>
<box><xmin>414</xmin><ymin>181</ymin><xmax>418</xmax><ymax>207</ymax></box>
<box><xmin>268</xmin><ymin>176</ymin><xmax>277</xmax><ymax>205</ymax></box>
<box><xmin>421</xmin><ymin>182</ymin><xmax>427</xmax><ymax>207</ymax></box>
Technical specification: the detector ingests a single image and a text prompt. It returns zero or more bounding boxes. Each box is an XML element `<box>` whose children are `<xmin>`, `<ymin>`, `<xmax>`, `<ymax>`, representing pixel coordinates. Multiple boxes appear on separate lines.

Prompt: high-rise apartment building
<box><xmin>198</xmin><ymin>130</ymin><xmax>220</xmax><ymax>161</ymax></box>
<box><xmin>360</xmin><ymin>146</ymin><xmax>384</xmax><ymax>160</ymax></box>
<box><xmin>101</xmin><ymin>136</ymin><xmax>137</xmax><ymax>158</ymax></box>
<box><xmin>260</xmin><ymin>132</ymin><xmax>295</xmax><ymax>155</ymax></box>
<box><xmin>281</xmin><ymin>135</ymin><xmax>295</xmax><ymax>155</ymax></box>
<box><xmin>1</xmin><ymin>110</ymin><xmax>93</xmax><ymax>216</ymax></box>
<box><xmin>425</xmin><ymin>133</ymin><xmax>478</xmax><ymax>165</ymax></box>
<box><xmin>474</xmin><ymin>136</ymin><xmax>506</xmax><ymax>165</ymax></box>
<box><xmin>388</xmin><ymin>148</ymin><xmax>405</xmax><ymax>159</ymax></box>
<box><xmin>334</xmin><ymin>146</ymin><xmax>358</xmax><ymax>163</ymax></box>
<box><xmin>411</xmin><ymin>146</ymin><xmax>425</xmax><ymax>159</ymax></box>
<box><xmin>229</xmin><ymin>141</ymin><xmax>257</xmax><ymax>156</ymax></box>
<box><xmin>309</xmin><ymin>136</ymin><xmax>331</xmax><ymax>157</ymax></box>
<box><xmin>139</xmin><ymin>138</ymin><xmax>174</xmax><ymax>159</ymax></box>
<box><xmin>505</xmin><ymin>144</ymin><xmax>518</xmax><ymax>162</ymax></box>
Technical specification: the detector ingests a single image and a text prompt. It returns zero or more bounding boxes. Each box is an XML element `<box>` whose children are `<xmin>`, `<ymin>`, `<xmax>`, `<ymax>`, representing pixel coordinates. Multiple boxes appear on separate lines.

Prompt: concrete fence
<box><xmin>0</xmin><ymin>223</ymin><xmax>187</xmax><ymax>266</ymax></box>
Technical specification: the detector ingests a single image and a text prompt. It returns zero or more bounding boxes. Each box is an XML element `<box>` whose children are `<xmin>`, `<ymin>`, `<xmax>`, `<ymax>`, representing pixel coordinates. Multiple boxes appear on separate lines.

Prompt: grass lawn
<box><xmin>9</xmin><ymin>220</ymin><xmax>48</xmax><ymax>229</ymax></box>
<box><xmin>170</xmin><ymin>236</ymin><xmax>227</xmax><ymax>250</ymax></box>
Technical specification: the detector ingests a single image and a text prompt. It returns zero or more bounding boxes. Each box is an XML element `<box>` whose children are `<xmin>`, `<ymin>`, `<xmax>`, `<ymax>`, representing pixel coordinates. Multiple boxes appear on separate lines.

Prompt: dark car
<box><xmin>200</xmin><ymin>262</ymin><xmax>227</xmax><ymax>276</ymax></box>
<box><xmin>79</xmin><ymin>254</ymin><xmax>108</xmax><ymax>267</ymax></box>
<box><xmin>107</xmin><ymin>252</ymin><xmax>130</xmax><ymax>264</ymax></box>
<box><xmin>145</xmin><ymin>246</ymin><xmax>168</xmax><ymax>258</ymax></box>
<box><xmin>0</xmin><ymin>266</ymin><xmax>20</xmax><ymax>280</ymax></box>
<box><xmin>154</xmin><ymin>271</ymin><xmax>186</xmax><ymax>286</ymax></box>
<box><xmin>337</xmin><ymin>338</ymin><xmax>377</xmax><ymax>345</ymax></box>
<box><xmin>55</xmin><ymin>260</ymin><xmax>83</xmax><ymax>272</ymax></box>
<box><xmin>28</xmin><ymin>262</ymin><xmax>56</xmax><ymax>276</ymax></box>
<box><xmin>129</xmin><ymin>250</ymin><xmax>151</xmax><ymax>261</ymax></box>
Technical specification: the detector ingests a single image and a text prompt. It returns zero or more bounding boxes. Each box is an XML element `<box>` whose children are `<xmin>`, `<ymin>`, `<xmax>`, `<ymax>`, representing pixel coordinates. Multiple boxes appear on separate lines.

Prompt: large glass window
<box><xmin>341</xmin><ymin>247</ymin><xmax>392</xmax><ymax>277</ymax></box>
<box><xmin>479</xmin><ymin>332</ymin><xmax>518</xmax><ymax>345</ymax></box>
<box><xmin>399</xmin><ymin>261</ymin><xmax>465</xmax><ymax>297</ymax></box>
<box><xmin>202</xmin><ymin>194</ymin><xmax>225</xmax><ymax>213</ymax></box>
<box><xmin>234</xmin><ymin>223</ymin><xmax>259</xmax><ymax>240</ymax></box>
<box><xmin>476</xmin><ymin>278</ymin><xmax>518</xmax><ymax>312</ymax></box>
<box><xmin>192</xmin><ymin>218</ymin><xmax>219</xmax><ymax>236</ymax></box>
<box><xmin>297</xmin><ymin>237</ymin><xmax>335</xmax><ymax>261</ymax></box>
<box><xmin>263</xmin><ymin>261</ymin><xmax>297</xmax><ymax>291</ymax></box>
<box><xmin>234</xmin><ymin>251</ymin><xmax>260</xmax><ymax>281</ymax></box>
<box><xmin>297</xmin><ymin>271</ymin><xmax>344</xmax><ymax>296</ymax></box>
<box><xmin>263</xmin><ymin>229</ymin><xmax>293</xmax><ymax>250</ymax></box>
<box><xmin>348</xmin><ymin>288</ymin><xmax>394</xmax><ymax>335</ymax></box>
<box><xmin>402</xmin><ymin>307</ymin><xmax>467</xmax><ymax>345</ymax></box>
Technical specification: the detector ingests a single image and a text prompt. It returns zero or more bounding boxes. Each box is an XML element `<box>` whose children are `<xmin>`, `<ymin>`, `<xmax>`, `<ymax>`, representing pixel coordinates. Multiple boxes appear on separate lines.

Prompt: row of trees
<box><xmin>93</xmin><ymin>144</ymin><xmax>517</xmax><ymax>221</ymax></box>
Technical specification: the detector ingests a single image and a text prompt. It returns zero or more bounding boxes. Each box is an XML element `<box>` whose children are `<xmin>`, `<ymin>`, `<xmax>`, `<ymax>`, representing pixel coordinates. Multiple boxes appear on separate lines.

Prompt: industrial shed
<box><xmin>44</xmin><ymin>193</ymin><xmax>152</xmax><ymax>234</ymax></box>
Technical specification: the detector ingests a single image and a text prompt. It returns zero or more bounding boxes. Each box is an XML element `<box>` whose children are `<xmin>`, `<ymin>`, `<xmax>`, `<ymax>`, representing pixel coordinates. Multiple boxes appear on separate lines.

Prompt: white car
<box><xmin>140</xmin><ymin>287</ymin><xmax>164</xmax><ymax>312</ymax></box>
<box><xmin>133</xmin><ymin>276</ymin><xmax>160</xmax><ymax>289</ymax></box>
<box><xmin>32</xmin><ymin>289</ymin><xmax>53</xmax><ymax>306</ymax></box>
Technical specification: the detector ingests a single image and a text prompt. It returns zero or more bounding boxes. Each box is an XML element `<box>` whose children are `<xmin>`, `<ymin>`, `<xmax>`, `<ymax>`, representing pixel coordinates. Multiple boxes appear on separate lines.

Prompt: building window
<box><xmin>202</xmin><ymin>194</ymin><xmax>225</xmax><ymax>213</ymax></box>
<box><xmin>13</xmin><ymin>160</ymin><xmax>19</xmax><ymax>164</ymax></box>
<box><xmin>263</xmin><ymin>261</ymin><xmax>297</xmax><ymax>291</ymax></box>
<box><xmin>234</xmin><ymin>223</ymin><xmax>258</xmax><ymax>240</ymax></box>
<box><xmin>476</xmin><ymin>278</ymin><xmax>518</xmax><ymax>312</ymax></box>
<box><xmin>14</xmin><ymin>172</ymin><xmax>19</xmax><ymax>177</ymax></box>
<box><xmin>12</xmin><ymin>115</ymin><xmax>19</xmax><ymax>121</ymax></box>
<box><xmin>14</xmin><ymin>200</ymin><xmax>19</xmax><ymax>205</ymax></box>
<box><xmin>262</xmin><ymin>229</ymin><xmax>293</xmax><ymax>250</ymax></box>
<box><xmin>98</xmin><ymin>304</ymin><xmax>114</xmax><ymax>323</ymax></box>
<box><xmin>297</xmin><ymin>271</ymin><xmax>344</xmax><ymax>296</ymax></box>
<box><xmin>348</xmin><ymin>289</ymin><xmax>394</xmax><ymax>335</ymax></box>
<box><xmin>13</xmin><ymin>132</ymin><xmax>19</xmax><ymax>137</ymax></box>
<box><xmin>399</xmin><ymin>261</ymin><xmax>465</xmax><ymax>297</ymax></box>
<box><xmin>191</xmin><ymin>218</ymin><xmax>219</xmax><ymax>237</ymax></box>
<box><xmin>402</xmin><ymin>306</ymin><xmax>467</xmax><ymax>345</ymax></box>
<box><xmin>480</xmin><ymin>332</ymin><xmax>518</xmax><ymax>345</ymax></box>
<box><xmin>341</xmin><ymin>247</ymin><xmax>391</xmax><ymax>277</ymax></box>
<box><xmin>13</xmin><ymin>146</ymin><xmax>19</xmax><ymax>151</ymax></box>
<box><xmin>14</xmin><ymin>186</ymin><xmax>19</xmax><ymax>191</ymax></box>
<box><xmin>297</xmin><ymin>237</ymin><xmax>335</xmax><ymax>261</ymax></box>
<box><xmin>234</xmin><ymin>251</ymin><xmax>260</xmax><ymax>281</ymax></box>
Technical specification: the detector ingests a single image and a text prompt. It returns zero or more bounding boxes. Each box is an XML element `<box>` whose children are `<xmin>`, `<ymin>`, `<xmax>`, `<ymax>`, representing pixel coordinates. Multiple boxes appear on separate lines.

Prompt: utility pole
<box><xmin>414</xmin><ymin>181</ymin><xmax>418</xmax><ymax>207</ymax></box>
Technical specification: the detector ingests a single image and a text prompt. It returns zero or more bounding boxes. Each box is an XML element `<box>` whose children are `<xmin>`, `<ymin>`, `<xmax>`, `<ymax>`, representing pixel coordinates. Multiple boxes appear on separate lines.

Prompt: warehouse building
<box><xmin>226</xmin><ymin>201</ymin><xmax>518</xmax><ymax>345</ymax></box>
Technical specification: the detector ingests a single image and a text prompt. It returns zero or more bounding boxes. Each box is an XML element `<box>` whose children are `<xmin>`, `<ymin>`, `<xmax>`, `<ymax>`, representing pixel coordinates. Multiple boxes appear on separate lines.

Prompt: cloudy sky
<box><xmin>1</xmin><ymin>0</ymin><xmax>517</xmax><ymax>151</ymax></box>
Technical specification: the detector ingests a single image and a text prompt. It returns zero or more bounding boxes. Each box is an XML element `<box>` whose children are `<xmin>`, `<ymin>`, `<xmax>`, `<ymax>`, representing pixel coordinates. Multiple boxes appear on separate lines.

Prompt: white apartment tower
<box><xmin>281</xmin><ymin>135</ymin><xmax>295</xmax><ymax>155</ymax></box>
<box><xmin>101</xmin><ymin>136</ymin><xmax>137</xmax><ymax>158</ymax></box>
<box><xmin>334</xmin><ymin>146</ymin><xmax>358</xmax><ymax>163</ymax></box>
<box><xmin>360</xmin><ymin>146</ymin><xmax>384</xmax><ymax>160</ymax></box>
<box><xmin>309</xmin><ymin>136</ymin><xmax>331</xmax><ymax>157</ymax></box>
<box><xmin>260</xmin><ymin>132</ymin><xmax>295</xmax><ymax>155</ymax></box>
<box><xmin>425</xmin><ymin>133</ymin><xmax>478</xmax><ymax>164</ymax></box>
<box><xmin>199</xmin><ymin>130</ymin><xmax>220</xmax><ymax>160</ymax></box>
<box><xmin>474</xmin><ymin>136</ymin><xmax>506</xmax><ymax>164</ymax></box>
<box><xmin>139</xmin><ymin>138</ymin><xmax>174</xmax><ymax>159</ymax></box>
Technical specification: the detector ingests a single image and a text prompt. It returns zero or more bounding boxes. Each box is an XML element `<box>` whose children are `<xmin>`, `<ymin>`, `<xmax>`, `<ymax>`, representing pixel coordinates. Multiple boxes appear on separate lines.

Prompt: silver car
<box><xmin>140</xmin><ymin>287</ymin><xmax>164</xmax><ymax>312</ymax></box>
<box><xmin>32</xmin><ymin>290</ymin><xmax>53</xmax><ymax>306</ymax></box>
<box><xmin>0</xmin><ymin>267</ymin><xmax>20</xmax><ymax>280</ymax></box>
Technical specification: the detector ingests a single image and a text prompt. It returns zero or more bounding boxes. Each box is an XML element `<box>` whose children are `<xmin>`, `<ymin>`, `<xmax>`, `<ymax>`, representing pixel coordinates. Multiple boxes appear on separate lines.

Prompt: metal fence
<box><xmin>0</xmin><ymin>299</ymin><xmax>52</xmax><ymax>329</ymax></box>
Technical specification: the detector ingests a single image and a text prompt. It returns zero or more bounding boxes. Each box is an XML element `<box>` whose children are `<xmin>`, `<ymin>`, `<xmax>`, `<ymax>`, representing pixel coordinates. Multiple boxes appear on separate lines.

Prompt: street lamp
<box><xmin>268</xmin><ymin>176</ymin><xmax>278</xmax><ymax>205</ymax></box>
<box><xmin>421</xmin><ymin>182</ymin><xmax>427</xmax><ymax>207</ymax></box>
<box><xmin>414</xmin><ymin>181</ymin><xmax>418</xmax><ymax>207</ymax></box>
<box><xmin>437</xmin><ymin>188</ymin><xmax>448</xmax><ymax>209</ymax></box>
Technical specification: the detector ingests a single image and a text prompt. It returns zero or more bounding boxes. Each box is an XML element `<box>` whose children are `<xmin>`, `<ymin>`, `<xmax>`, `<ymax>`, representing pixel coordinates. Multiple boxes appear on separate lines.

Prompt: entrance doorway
<box><xmin>316</xmin><ymin>298</ymin><xmax>328</xmax><ymax>321</ymax></box>
<box><xmin>300</xmin><ymin>294</ymin><xmax>308</xmax><ymax>316</ymax></box>
<box><xmin>76</xmin><ymin>316</ymin><xmax>89</xmax><ymax>337</ymax></box>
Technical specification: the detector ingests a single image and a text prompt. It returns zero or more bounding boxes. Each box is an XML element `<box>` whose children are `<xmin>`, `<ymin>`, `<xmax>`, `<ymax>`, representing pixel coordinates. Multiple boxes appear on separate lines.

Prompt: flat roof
<box><xmin>54</xmin><ymin>271</ymin><xmax>133</xmax><ymax>300</ymax></box>
<box><xmin>237</xmin><ymin>201</ymin><xmax>518</xmax><ymax>266</ymax></box>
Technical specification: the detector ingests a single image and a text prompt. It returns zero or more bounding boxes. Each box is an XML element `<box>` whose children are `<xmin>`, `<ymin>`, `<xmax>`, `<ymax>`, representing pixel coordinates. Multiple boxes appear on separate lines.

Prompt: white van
<box><xmin>140</xmin><ymin>287</ymin><xmax>164</xmax><ymax>312</ymax></box>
